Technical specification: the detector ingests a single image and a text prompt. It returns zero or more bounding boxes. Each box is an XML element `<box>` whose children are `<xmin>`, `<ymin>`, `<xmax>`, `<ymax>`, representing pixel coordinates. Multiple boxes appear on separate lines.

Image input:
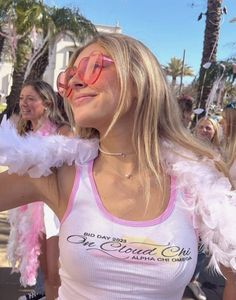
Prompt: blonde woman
<box><xmin>8</xmin><ymin>80</ymin><xmax>72</xmax><ymax>300</ymax></box>
<box><xmin>194</xmin><ymin>116</ymin><xmax>221</xmax><ymax>152</ymax></box>
<box><xmin>187</xmin><ymin>115</ymin><xmax>223</xmax><ymax>300</ymax></box>
<box><xmin>221</xmin><ymin>101</ymin><xmax>236</xmax><ymax>186</ymax></box>
<box><xmin>0</xmin><ymin>34</ymin><xmax>235</xmax><ymax>300</ymax></box>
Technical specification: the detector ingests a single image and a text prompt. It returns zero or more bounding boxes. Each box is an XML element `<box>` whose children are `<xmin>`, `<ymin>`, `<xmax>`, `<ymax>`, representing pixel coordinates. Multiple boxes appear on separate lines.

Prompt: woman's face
<box><xmin>19</xmin><ymin>85</ymin><xmax>46</xmax><ymax>121</ymax></box>
<box><xmin>195</xmin><ymin>119</ymin><xmax>215</xmax><ymax>142</ymax></box>
<box><xmin>65</xmin><ymin>43</ymin><xmax>125</xmax><ymax>132</ymax></box>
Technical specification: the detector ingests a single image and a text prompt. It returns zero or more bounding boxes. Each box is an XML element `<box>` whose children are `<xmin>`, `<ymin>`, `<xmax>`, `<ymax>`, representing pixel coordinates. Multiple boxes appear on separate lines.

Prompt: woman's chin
<box><xmin>21</xmin><ymin>115</ymin><xmax>31</xmax><ymax>120</ymax></box>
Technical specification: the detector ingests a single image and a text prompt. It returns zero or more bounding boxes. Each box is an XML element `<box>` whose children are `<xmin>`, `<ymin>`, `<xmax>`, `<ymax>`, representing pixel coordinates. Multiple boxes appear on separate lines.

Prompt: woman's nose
<box><xmin>19</xmin><ymin>99</ymin><xmax>26</xmax><ymax>105</ymax></box>
<box><xmin>69</xmin><ymin>74</ymin><xmax>87</xmax><ymax>89</ymax></box>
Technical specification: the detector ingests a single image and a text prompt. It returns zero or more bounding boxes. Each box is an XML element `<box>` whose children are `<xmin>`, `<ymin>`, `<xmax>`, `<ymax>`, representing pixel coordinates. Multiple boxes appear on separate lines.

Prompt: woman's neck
<box><xmin>31</xmin><ymin>116</ymin><xmax>48</xmax><ymax>132</ymax></box>
<box><xmin>99</xmin><ymin>121</ymin><xmax>134</xmax><ymax>152</ymax></box>
<box><xmin>97</xmin><ymin>134</ymin><xmax>138</xmax><ymax>180</ymax></box>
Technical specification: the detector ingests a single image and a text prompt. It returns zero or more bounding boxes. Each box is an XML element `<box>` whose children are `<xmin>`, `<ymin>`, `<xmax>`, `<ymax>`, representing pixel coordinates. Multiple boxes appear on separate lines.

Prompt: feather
<box><xmin>0</xmin><ymin>118</ymin><xmax>98</xmax><ymax>177</ymax></box>
<box><xmin>162</xmin><ymin>141</ymin><xmax>236</xmax><ymax>275</ymax></box>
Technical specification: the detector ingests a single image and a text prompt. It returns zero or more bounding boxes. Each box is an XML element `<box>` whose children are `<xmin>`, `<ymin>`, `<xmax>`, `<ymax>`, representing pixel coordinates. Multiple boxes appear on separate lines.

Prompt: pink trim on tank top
<box><xmin>88</xmin><ymin>160</ymin><xmax>177</xmax><ymax>227</ymax></box>
<box><xmin>61</xmin><ymin>166</ymin><xmax>81</xmax><ymax>224</ymax></box>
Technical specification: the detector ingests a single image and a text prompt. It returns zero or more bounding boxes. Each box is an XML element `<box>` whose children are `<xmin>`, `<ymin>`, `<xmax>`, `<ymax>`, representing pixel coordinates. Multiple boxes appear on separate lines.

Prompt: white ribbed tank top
<box><xmin>58</xmin><ymin>161</ymin><xmax>198</xmax><ymax>300</ymax></box>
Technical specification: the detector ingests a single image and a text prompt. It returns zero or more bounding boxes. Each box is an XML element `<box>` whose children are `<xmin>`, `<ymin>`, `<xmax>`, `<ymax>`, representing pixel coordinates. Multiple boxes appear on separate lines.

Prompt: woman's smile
<box><xmin>72</xmin><ymin>92</ymin><xmax>98</xmax><ymax>106</ymax></box>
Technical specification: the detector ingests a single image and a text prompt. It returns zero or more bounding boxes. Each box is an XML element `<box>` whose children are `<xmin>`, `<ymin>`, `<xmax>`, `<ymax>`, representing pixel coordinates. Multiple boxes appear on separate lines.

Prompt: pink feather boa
<box><xmin>7</xmin><ymin>120</ymin><xmax>59</xmax><ymax>287</ymax></box>
<box><xmin>8</xmin><ymin>202</ymin><xmax>44</xmax><ymax>286</ymax></box>
<box><xmin>161</xmin><ymin>141</ymin><xmax>236</xmax><ymax>275</ymax></box>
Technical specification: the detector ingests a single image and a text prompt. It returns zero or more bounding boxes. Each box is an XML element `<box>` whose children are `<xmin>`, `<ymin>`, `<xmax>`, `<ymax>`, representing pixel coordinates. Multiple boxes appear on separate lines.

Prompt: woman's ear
<box><xmin>44</xmin><ymin>102</ymin><xmax>52</xmax><ymax>113</ymax></box>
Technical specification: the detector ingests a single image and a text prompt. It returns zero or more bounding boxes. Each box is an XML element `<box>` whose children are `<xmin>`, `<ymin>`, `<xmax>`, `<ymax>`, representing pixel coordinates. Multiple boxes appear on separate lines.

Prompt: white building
<box><xmin>0</xmin><ymin>24</ymin><xmax>121</xmax><ymax>102</ymax></box>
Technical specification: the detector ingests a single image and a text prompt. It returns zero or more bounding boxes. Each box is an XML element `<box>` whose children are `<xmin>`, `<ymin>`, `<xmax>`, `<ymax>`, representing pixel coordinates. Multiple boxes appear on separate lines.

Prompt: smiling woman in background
<box><xmin>194</xmin><ymin>116</ymin><xmax>221</xmax><ymax>152</ymax></box>
<box><xmin>7</xmin><ymin>80</ymin><xmax>72</xmax><ymax>300</ymax></box>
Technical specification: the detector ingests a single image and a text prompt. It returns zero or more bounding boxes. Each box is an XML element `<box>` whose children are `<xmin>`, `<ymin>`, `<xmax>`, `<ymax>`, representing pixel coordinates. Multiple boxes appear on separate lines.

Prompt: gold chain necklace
<box><xmin>98</xmin><ymin>146</ymin><xmax>134</xmax><ymax>158</ymax></box>
<box><xmin>98</xmin><ymin>146</ymin><xmax>135</xmax><ymax>179</ymax></box>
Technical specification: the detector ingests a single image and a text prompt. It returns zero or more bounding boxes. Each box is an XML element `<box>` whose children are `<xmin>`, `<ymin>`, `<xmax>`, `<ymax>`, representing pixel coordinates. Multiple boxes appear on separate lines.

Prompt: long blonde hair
<box><xmin>66</xmin><ymin>33</ymin><xmax>228</xmax><ymax>201</ymax></box>
<box><xmin>222</xmin><ymin>106</ymin><xmax>236</xmax><ymax>167</ymax></box>
<box><xmin>17</xmin><ymin>80</ymin><xmax>68</xmax><ymax>135</ymax></box>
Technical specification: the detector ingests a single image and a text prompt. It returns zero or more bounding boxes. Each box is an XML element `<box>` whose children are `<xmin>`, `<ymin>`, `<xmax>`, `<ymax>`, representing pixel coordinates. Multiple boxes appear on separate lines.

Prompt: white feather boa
<box><xmin>0</xmin><ymin>118</ymin><xmax>98</xmax><ymax>177</ymax></box>
<box><xmin>1</xmin><ymin>119</ymin><xmax>236</xmax><ymax>282</ymax></box>
<box><xmin>161</xmin><ymin>141</ymin><xmax>236</xmax><ymax>276</ymax></box>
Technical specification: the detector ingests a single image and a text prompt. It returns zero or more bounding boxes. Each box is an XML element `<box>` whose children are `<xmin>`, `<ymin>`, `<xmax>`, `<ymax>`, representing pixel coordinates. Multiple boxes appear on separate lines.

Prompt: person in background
<box><xmin>7</xmin><ymin>80</ymin><xmax>72</xmax><ymax>300</ymax></box>
<box><xmin>221</xmin><ymin>101</ymin><xmax>236</xmax><ymax>187</ymax></box>
<box><xmin>0</xmin><ymin>33</ymin><xmax>235</xmax><ymax>300</ymax></box>
<box><xmin>187</xmin><ymin>115</ymin><xmax>222</xmax><ymax>300</ymax></box>
<box><xmin>177</xmin><ymin>94</ymin><xmax>195</xmax><ymax>128</ymax></box>
<box><xmin>176</xmin><ymin>100</ymin><xmax>207</xmax><ymax>300</ymax></box>
<box><xmin>194</xmin><ymin>116</ymin><xmax>221</xmax><ymax>152</ymax></box>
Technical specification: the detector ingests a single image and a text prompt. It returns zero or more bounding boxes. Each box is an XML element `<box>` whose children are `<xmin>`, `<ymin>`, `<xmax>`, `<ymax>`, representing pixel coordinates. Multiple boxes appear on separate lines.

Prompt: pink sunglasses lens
<box><xmin>80</xmin><ymin>53</ymin><xmax>103</xmax><ymax>84</ymax></box>
<box><xmin>57</xmin><ymin>68</ymin><xmax>76</xmax><ymax>97</ymax></box>
<box><xmin>57</xmin><ymin>72</ymin><xmax>67</xmax><ymax>97</ymax></box>
<box><xmin>57</xmin><ymin>53</ymin><xmax>107</xmax><ymax>97</ymax></box>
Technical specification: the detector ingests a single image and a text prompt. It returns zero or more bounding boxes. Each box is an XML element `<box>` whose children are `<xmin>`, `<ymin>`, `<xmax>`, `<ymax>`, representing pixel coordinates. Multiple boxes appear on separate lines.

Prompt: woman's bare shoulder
<box><xmin>57</xmin><ymin>124</ymin><xmax>74</xmax><ymax>137</ymax></box>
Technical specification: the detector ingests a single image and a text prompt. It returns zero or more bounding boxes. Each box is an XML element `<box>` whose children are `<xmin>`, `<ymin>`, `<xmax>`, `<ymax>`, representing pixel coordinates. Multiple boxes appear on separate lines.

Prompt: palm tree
<box><xmin>0</xmin><ymin>0</ymin><xmax>51</xmax><ymax>117</ymax></box>
<box><xmin>0</xmin><ymin>0</ymin><xmax>16</xmax><ymax>61</ymax></box>
<box><xmin>0</xmin><ymin>33</ymin><xmax>4</xmax><ymax>61</ymax></box>
<box><xmin>0</xmin><ymin>17</ymin><xmax>6</xmax><ymax>62</ymax></box>
<box><xmin>0</xmin><ymin>1</ymin><xmax>96</xmax><ymax>119</ymax></box>
<box><xmin>222</xmin><ymin>81</ymin><xmax>236</xmax><ymax>102</ymax></box>
<box><xmin>25</xmin><ymin>7</ymin><xmax>96</xmax><ymax>81</ymax></box>
<box><xmin>196</xmin><ymin>0</ymin><xmax>223</xmax><ymax>111</ymax></box>
<box><xmin>163</xmin><ymin>57</ymin><xmax>194</xmax><ymax>88</ymax></box>
<box><xmin>218</xmin><ymin>59</ymin><xmax>236</xmax><ymax>104</ymax></box>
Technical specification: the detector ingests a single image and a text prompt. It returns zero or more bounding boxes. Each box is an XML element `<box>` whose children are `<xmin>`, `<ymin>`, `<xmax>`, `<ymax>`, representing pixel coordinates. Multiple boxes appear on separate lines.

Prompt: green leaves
<box><xmin>164</xmin><ymin>57</ymin><xmax>194</xmax><ymax>78</ymax></box>
<box><xmin>15</xmin><ymin>0</ymin><xmax>49</xmax><ymax>35</ymax></box>
<box><xmin>50</xmin><ymin>6</ymin><xmax>96</xmax><ymax>41</ymax></box>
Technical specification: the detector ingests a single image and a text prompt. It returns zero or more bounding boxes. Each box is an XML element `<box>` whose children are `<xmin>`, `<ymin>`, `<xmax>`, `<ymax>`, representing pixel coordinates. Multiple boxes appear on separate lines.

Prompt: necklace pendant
<box><xmin>125</xmin><ymin>173</ymin><xmax>132</xmax><ymax>179</ymax></box>
<box><xmin>121</xmin><ymin>153</ymin><xmax>126</xmax><ymax>158</ymax></box>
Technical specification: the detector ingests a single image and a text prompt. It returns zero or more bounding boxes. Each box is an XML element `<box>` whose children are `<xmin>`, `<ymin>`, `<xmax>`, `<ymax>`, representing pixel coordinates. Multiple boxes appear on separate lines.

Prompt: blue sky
<box><xmin>45</xmin><ymin>0</ymin><xmax>235</xmax><ymax>82</ymax></box>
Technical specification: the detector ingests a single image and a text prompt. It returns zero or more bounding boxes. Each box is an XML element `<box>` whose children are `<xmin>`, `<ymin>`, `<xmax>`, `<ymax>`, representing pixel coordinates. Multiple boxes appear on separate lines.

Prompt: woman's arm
<box><xmin>0</xmin><ymin>170</ymin><xmax>57</xmax><ymax>213</ymax></box>
<box><xmin>221</xmin><ymin>265</ymin><xmax>236</xmax><ymax>300</ymax></box>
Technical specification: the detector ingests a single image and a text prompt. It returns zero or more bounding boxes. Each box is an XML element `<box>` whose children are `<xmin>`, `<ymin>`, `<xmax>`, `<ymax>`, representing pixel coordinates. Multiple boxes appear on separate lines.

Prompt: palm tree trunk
<box><xmin>25</xmin><ymin>47</ymin><xmax>49</xmax><ymax>81</ymax></box>
<box><xmin>0</xmin><ymin>37</ymin><xmax>32</xmax><ymax>119</ymax></box>
<box><xmin>4</xmin><ymin>67</ymin><xmax>27</xmax><ymax>117</ymax></box>
<box><xmin>171</xmin><ymin>77</ymin><xmax>177</xmax><ymax>88</ymax></box>
<box><xmin>0</xmin><ymin>35</ymin><xmax>5</xmax><ymax>62</ymax></box>
<box><xmin>197</xmin><ymin>0</ymin><xmax>223</xmax><ymax>110</ymax></box>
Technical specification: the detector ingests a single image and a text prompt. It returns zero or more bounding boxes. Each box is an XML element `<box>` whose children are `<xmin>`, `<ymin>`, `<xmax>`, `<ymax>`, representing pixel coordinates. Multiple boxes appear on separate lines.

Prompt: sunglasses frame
<box><xmin>57</xmin><ymin>52</ymin><xmax>113</xmax><ymax>98</ymax></box>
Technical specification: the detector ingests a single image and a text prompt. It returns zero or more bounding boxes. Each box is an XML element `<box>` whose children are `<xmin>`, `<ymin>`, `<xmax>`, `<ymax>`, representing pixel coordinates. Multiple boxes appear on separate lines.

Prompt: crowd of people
<box><xmin>177</xmin><ymin>94</ymin><xmax>236</xmax><ymax>300</ymax></box>
<box><xmin>0</xmin><ymin>32</ymin><xmax>235</xmax><ymax>300</ymax></box>
<box><xmin>178</xmin><ymin>94</ymin><xmax>236</xmax><ymax>183</ymax></box>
